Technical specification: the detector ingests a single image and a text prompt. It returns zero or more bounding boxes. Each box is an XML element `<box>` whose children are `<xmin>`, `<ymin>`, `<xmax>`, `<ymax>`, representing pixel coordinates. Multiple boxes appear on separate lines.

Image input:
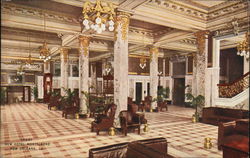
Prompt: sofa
<box><xmin>218</xmin><ymin>119</ymin><xmax>249</xmax><ymax>150</ymax></box>
<box><xmin>89</xmin><ymin>137</ymin><xmax>174</xmax><ymax>158</ymax></box>
<box><xmin>202</xmin><ymin>107</ymin><xmax>249</xmax><ymax>126</ymax></box>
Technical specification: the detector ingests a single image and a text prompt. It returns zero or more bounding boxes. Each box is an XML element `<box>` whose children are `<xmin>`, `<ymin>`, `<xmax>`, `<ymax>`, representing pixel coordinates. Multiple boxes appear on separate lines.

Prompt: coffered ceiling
<box><xmin>1</xmin><ymin>0</ymin><xmax>249</xmax><ymax>64</ymax></box>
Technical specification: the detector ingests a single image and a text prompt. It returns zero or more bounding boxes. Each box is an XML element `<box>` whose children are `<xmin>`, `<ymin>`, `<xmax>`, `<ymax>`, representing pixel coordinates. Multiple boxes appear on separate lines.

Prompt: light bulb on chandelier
<box><xmin>237</xmin><ymin>32</ymin><xmax>249</xmax><ymax>60</ymax></box>
<box><xmin>82</xmin><ymin>0</ymin><xmax>116</xmax><ymax>34</ymax></box>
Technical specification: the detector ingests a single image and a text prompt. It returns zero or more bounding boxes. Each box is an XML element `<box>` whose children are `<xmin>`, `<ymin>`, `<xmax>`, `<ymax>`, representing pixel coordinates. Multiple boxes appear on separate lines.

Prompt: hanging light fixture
<box><xmin>25</xmin><ymin>34</ymin><xmax>34</xmax><ymax>69</ymax></box>
<box><xmin>237</xmin><ymin>32</ymin><xmax>249</xmax><ymax>59</ymax></box>
<box><xmin>82</xmin><ymin>0</ymin><xmax>116</xmax><ymax>34</ymax></box>
<box><xmin>17</xmin><ymin>64</ymin><xmax>25</xmax><ymax>76</ymax></box>
<box><xmin>139</xmin><ymin>55</ymin><xmax>147</xmax><ymax>69</ymax></box>
<box><xmin>39</xmin><ymin>12</ymin><xmax>51</xmax><ymax>62</ymax></box>
<box><xmin>105</xmin><ymin>61</ymin><xmax>112</xmax><ymax>75</ymax></box>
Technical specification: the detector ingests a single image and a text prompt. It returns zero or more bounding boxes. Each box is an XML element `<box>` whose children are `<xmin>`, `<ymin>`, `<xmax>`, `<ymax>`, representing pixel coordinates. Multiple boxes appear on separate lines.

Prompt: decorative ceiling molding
<box><xmin>146</xmin><ymin>0</ymin><xmax>208</xmax><ymax>20</ymax></box>
<box><xmin>208</xmin><ymin>1</ymin><xmax>248</xmax><ymax>21</ymax></box>
<box><xmin>2</xmin><ymin>3</ymin><xmax>79</xmax><ymax>24</ymax></box>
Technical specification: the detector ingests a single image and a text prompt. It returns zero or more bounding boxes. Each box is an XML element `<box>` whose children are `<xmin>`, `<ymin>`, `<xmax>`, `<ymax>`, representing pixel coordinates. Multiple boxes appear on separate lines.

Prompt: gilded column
<box><xmin>79</xmin><ymin>36</ymin><xmax>90</xmax><ymax>115</ymax></box>
<box><xmin>60</xmin><ymin>48</ymin><xmax>69</xmax><ymax>96</ymax></box>
<box><xmin>150</xmin><ymin>46</ymin><xmax>159</xmax><ymax>110</ymax></box>
<box><xmin>113</xmin><ymin>12</ymin><xmax>130</xmax><ymax>127</ymax></box>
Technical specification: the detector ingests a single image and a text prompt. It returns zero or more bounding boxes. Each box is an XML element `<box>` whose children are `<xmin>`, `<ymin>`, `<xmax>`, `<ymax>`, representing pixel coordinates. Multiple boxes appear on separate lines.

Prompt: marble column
<box><xmin>79</xmin><ymin>36</ymin><xmax>90</xmax><ymax>115</ymax></box>
<box><xmin>113</xmin><ymin>12</ymin><xmax>130</xmax><ymax>127</ymax></box>
<box><xmin>193</xmin><ymin>31</ymin><xmax>210</xmax><ymax>96</ymax></box>
<box><xmin>60</xmin><ymin>48</ymin><xmax>69</xmax><ymax>96</ymax></box>
<box><xmin>193</xmin><ymin>31</ymin><xmax>209</xmax><ymax>112</ymax></box>
<box><xmin>90</xmin><ymin>63</ymin><xmax>97</xmax><ymax>93</ymax></box>
<box><xmin>150</xmin><ymin>47</ymin><xmax>159</xmax><ymax>109</ymax></box>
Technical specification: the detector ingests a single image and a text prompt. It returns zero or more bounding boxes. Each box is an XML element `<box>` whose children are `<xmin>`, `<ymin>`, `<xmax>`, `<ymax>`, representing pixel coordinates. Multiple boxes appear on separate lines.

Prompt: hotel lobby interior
<box><xmin>1</xmin><ymin>0</ymin><xmax>249</xmax><ymax>157</ymax></box>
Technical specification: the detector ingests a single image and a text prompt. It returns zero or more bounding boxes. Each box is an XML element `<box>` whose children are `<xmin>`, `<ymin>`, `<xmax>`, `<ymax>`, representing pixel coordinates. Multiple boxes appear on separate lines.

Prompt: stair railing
<box><xmin>217</xmin><ymin>72</ymin><xmax>249</xmax><ymax>98</ymax></box>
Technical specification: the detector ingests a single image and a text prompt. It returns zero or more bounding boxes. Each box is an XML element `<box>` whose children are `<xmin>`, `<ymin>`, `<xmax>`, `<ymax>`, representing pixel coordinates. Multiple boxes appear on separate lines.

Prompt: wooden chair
<box><xmin>157</xmin><ymin>100</ymin><xmax>168</xmax><ymax>112</ymax></box>
<box><xmin>62</xmin><ymin>97</ymin><xmax>80</xmax><ymax>119</ymax></box>
<box><xmin>91</xmin><ymin>103</ymin><xmax>117</xmax><ymax>135</ymax></box>
<box><xmin>119</xmin><ymin>110</ymin><xmax>142</xmax><ymax>136</ymax></box>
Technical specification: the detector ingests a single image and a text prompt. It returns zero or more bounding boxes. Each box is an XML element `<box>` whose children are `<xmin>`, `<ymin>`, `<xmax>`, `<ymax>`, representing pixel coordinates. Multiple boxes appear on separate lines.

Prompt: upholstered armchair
<box><xmin>119</xmin><ymin>110</ymin><xmax>142</xmax><ymax>136</ymax></box>
<box><xmin>157</xmin><ymin>100</ymin><xmax>168</xmax><ymax>112</ymax></box>
<box><xmin>91</xmin><ymin>103</ymin><xmax>117</xmax><ymax>135</ymax></box>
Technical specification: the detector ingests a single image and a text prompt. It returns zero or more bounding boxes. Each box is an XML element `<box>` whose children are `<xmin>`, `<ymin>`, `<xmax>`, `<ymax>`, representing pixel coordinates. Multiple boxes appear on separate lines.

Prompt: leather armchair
<box><xmin>157</xmin><ymin>100</ymin><xmax>168</xmax><ymax>112</ymax></box>
<box><xmin>91</xmin><ymin>103</ymin><xmax>117</xmax><ymax>135</ymax></box>
<box><xmin>218</xmin><ymin>119</ymin><xmax>249</xmax><ymax>150</ymax></box>
<box><xmin>119</xmin><ymin>110</ymin><xmax>141</xmax><ymax>136</ymax></box>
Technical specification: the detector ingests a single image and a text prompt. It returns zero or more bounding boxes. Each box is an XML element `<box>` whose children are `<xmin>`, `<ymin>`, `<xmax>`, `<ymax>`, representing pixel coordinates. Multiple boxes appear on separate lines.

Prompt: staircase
<box><xmin>215</xmin><ymin>72</ymin><xmax>249</xmax><ymax>108</ymax></box>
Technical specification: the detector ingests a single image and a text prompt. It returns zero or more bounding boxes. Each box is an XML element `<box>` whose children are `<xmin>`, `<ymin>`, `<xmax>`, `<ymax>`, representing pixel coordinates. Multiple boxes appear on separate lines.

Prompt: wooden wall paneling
<box><xmin>128</xmin><ymin>56</ymin><xmax>150</xmax><ymax>75</ymax></box>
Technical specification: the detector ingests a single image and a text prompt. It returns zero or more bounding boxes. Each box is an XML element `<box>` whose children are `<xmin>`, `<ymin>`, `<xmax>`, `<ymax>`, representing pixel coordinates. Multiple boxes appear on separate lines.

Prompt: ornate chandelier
<box><xmin>39</xmin><ymin>12</ymin><xmax>51</xmax><ymax>62</ymax></box>
<box><xmin>82</xmin><ymin>0</ymin><xmax>116</xmax><ymax>34</ymax></box>
<box><xmin>237</xmin><ymin>32</ymin><xmax>249</xmax><ymax>59</ymax></box>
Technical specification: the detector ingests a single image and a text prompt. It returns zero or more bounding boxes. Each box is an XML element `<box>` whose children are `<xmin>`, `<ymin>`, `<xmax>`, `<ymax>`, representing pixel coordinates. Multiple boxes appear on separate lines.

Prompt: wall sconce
<box><xmin>139</xmin><ymin>55</ymin><xmax>147</xmax><ymax>69</ymax></box>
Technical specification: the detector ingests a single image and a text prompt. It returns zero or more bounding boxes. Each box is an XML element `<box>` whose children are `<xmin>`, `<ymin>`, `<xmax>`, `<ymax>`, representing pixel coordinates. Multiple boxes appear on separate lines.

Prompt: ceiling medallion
<box><xmin>39</xmin><ymin>12</ymin><xmax>51</xmax><ymax>62</ymax></box>
<box><xmin>237</xmin><ymin>32</ymin><xmax>249</xmax><ymax>60</ymax></box>
<box><xmin>82</xmin><ymin>0</ymin><xmax>116</xmax><ymax>34</ymax></box>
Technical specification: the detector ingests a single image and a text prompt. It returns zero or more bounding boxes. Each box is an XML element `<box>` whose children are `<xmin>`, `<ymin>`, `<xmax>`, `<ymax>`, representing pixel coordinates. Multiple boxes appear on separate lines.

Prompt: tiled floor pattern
<box><xmin>1</xmin><ymin>103</ymin><xmax>222</xmax><ymax>158</ymax></box>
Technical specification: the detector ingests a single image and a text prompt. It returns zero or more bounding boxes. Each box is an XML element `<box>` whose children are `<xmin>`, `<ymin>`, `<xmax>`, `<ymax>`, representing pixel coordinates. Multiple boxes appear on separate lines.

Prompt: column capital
<box><xmin>78</xmin><ymin>36</ymin><xmax>90</xmax><ymax>47</ymax></box>
<box><xmin>78</xmin><ymin>36</ymin><xmax>90</xmax><ymax>57</ymax></box>
<box><xmin>194</xmin><ymin>30</ymin><xmax>210</xmax><ymax>54</ymax></box>
<box><xmin>115</xmin><ymin>11</ymin><xmax>130</xmax><ymax>41</ymax></box>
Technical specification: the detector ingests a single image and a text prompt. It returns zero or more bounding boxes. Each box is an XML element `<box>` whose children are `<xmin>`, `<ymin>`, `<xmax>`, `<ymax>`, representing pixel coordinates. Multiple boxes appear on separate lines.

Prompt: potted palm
<box><xmin>185</xmin><ymin>93</ymin><xmax>205</xmax><ymax>122</ymax></box>
<box><xmin>32</xmin><ymin>86</ymin><xmax>38</xmax><ymax>102</ymax></box>
<box><xmin>152</xmin><ymin>87</ymin><xmax>170</xmax><ymax>112</ymax></box>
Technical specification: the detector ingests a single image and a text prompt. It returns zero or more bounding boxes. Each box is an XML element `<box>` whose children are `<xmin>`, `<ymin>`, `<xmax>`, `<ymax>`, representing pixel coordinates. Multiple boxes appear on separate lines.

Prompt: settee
<box><xmin>89</xmin><ymin>137</ymin><xmax>174</xmax><ymax>158</ymax></box>
<box><xmin>202</xmin><ymin>107</ymin><xmax>248</xmax><ymax>126</ymax></box>
<box><xmin>218</xmin><ymin>119</ymin><xmax>249</xmax><ymax>150</ymax></box>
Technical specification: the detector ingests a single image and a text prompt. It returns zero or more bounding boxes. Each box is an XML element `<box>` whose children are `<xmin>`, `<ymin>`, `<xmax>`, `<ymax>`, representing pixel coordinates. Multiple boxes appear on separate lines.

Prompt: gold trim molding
<box><xmin>115</xmin><ymin>12</ymin><xmax>130</xmax><ymax>41</ymax></box>
<box><xmin>79</xmin><ymin>36</ymin><xmax>90</xmax><ymax>57</ymax></box>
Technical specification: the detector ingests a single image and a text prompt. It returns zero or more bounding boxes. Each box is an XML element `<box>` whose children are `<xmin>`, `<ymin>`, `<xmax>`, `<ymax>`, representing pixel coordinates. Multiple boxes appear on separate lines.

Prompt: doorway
<box><xmin>173</xmin><ymin>78</ymin><xmax>185</xmax><ymax>106</ymax></box>
<box><xmin>135</xmin><ymin>82</ymin><xmax>142</xmax><ymax>105</ymax></box>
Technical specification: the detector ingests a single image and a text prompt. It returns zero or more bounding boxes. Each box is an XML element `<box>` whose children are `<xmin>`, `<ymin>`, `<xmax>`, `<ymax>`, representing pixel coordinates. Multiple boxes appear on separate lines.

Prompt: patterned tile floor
<box><xmin>0</xmin><ymin>103</ymin><xmax>222</xmax><ymax>158</ymax></box>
